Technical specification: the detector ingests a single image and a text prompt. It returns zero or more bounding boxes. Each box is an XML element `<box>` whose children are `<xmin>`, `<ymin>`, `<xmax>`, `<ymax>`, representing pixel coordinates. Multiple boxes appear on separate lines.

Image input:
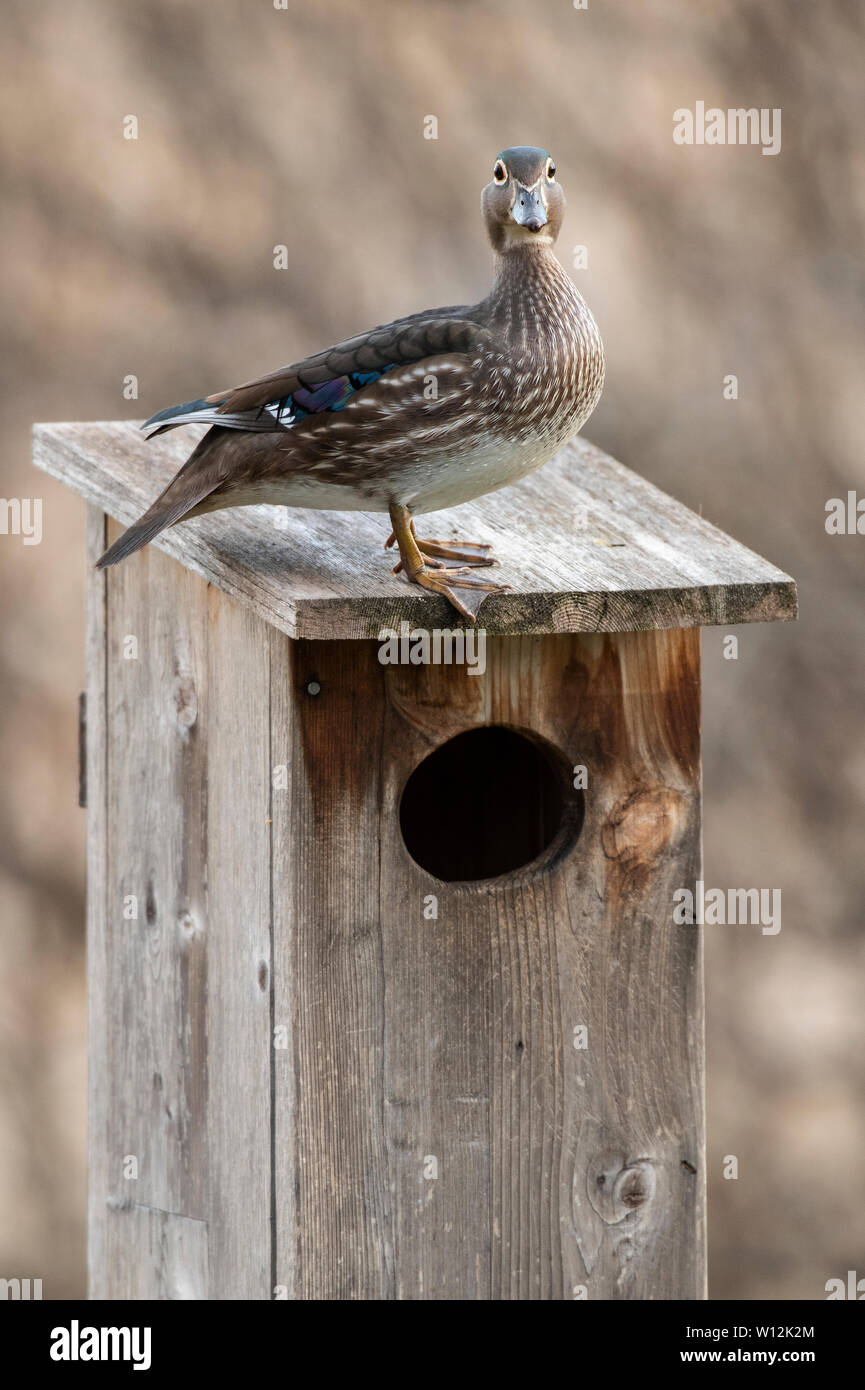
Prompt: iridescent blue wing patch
<box><xmin>144</xmin><ymin>367</ymin><xmax>396</xmax><ymax>437</ymax></box>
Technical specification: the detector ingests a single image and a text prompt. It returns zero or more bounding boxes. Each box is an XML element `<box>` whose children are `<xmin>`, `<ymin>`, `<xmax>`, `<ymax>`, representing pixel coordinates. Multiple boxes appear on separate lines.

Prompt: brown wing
<box><xmin>207</xmin><ymin>312</ymin><xmax>491</xmax><ymax>414</ymax></box>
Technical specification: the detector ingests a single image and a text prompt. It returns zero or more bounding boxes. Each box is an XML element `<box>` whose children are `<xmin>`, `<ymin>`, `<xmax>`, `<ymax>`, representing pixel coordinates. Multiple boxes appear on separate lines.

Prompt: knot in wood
<box><xmin>171</xmin><ymin>643</ymin><xmax>198</xmax><ymax>730</ymax></box>
<box><xmin>601</xmin><ymin>785</ymin><xmax>684</xmax><ymax>866</ymax></box>
<box><xmin>172</xmin><ymin>672</ymin><xmax>198</xmax><ymax>729</ymax></box>
<box><xmin>176</xmin><ymin>909</ymin><xmax>203</xmax><ymax>943</ymax></box>
<box><xmin>616</xmin><ymin>1164</ymin><xmax>652</xmax><ymax>1210</ymax></box>
<box><xmin>588</xmin><ymin>1154</ymin><xmax>656</xmax><ymax>1225</ymax></box>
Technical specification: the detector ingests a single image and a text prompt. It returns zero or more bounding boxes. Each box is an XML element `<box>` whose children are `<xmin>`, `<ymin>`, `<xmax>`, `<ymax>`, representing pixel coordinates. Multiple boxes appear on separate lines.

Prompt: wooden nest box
<box><xmin>35</xmin><ymin>421</ymin><xmax>796</xmax><ymax>1301</ymax></box>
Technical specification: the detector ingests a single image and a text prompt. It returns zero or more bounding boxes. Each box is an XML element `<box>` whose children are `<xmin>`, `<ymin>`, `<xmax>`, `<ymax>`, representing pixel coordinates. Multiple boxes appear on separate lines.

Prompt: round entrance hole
<box><xmin>399</xmin><ymin>726</ymin><xmax>583</xmax><ymax>883</ymax></box>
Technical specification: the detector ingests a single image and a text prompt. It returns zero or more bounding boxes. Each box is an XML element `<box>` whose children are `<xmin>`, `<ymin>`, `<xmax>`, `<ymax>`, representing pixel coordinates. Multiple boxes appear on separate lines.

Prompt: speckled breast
<box><xmin>479</xmin><ymin>257</ymin><xmax>605</xmax><ymax>450</ymax></box>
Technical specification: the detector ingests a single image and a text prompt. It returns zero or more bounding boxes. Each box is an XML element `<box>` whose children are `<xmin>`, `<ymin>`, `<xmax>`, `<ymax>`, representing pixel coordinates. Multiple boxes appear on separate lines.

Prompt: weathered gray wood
<box><xmin>201</xmin><ymin>583</ymin><xmax>273</xmax><ymax>1296</ymax></box>
<box><xmin>35</xmin><ymin>420</ymin><xmax>795</xmax><ymax>639</ymax></box>
<box><xmin>87</xmin><ymin>523</ymin><xmax>705</xmax><ymax>1298</ymax></box>
<box><xmin>85</xmin><ymin>506</ymin><xmax>110</xmax><ymax>1295</ymax></box>
<box><xmin>86</xmin><ymin>514</ymin><xmax>272</xmax><ymax>1299</ymax></box>
<box><xmin>272</xmin><ymin>638</ymin><xmax>396</xmax><ymax>1299</ymax></box>
<box><xmin>102</xmin><ymin>1202</ymin><xmax>208</xmax><ymax>1300</ymax></box>
<box><xmin>270</xmin><ymin>629</ymin><xmax>704</xmax><ymax>1299</ymax></box>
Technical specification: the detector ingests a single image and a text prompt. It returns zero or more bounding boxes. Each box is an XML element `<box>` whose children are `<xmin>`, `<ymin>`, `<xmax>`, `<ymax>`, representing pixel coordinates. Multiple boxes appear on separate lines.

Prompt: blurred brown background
<box><xmin>1</xmin><ymin>0</ymin><xmax>863</xmax><ymax>1299</ymax></box>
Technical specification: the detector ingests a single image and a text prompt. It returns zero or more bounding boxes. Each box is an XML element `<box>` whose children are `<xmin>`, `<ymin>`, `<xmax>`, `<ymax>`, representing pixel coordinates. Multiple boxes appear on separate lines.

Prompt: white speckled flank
<box><xmin>192</xmin><ymin>245</ymin><xmax>605</xmax><ymax>518</ymax></box>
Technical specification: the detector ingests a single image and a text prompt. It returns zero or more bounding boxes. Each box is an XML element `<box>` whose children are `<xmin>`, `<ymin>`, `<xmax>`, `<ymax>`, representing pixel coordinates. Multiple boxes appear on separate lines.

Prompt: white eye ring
<box><xmin>545</xmin><ymin>157</ymin><xmax>556</xmax><ymax>182</ymax></box>
<box><xmin>492</xmin><ymin>160</ymin><xmax>507</xmax><ymax>185</ymax></box>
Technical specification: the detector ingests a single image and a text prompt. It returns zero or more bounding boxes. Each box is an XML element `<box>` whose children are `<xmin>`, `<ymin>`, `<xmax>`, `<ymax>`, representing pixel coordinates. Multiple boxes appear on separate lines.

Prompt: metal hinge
<box><xmin>78</xmin><ymin>692</ymin><xmax>86</xmax><ymax>808</ymax></box>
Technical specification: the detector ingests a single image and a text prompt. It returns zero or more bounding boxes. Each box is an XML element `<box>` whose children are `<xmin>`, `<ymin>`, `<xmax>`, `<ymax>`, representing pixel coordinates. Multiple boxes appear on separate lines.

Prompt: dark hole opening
<box><xmin>399</xmin><ymin>725</ymin><xmax>579</xmax><ymax>883</ymax></box>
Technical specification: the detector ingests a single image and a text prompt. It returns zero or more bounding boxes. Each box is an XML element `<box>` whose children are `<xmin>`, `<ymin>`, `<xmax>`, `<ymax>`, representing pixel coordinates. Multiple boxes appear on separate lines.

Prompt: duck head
<box><xmin>481</xmin><ymin>146</ymin><xmax>564</xmax><ymax>253</ymax></box>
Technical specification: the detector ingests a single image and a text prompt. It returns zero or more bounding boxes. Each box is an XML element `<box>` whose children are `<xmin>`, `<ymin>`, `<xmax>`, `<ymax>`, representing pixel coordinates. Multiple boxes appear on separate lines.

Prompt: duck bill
<box><xmin>511</xmin><ymin>188</ymin><xmax>548</xmax><ymax>233</ymax></box>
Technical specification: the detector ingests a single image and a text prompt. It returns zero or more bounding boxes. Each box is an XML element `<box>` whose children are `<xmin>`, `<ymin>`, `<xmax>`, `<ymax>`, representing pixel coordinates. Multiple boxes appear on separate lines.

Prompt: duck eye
<box><xmin>546</xmin><ymin>158</ymin><xmax>556</xmax><ymax>182</ymax></box>
<box><xmin>492</xmin><ymin>160</ymin><xmax>507</xmax><ymax>185</ymax></box>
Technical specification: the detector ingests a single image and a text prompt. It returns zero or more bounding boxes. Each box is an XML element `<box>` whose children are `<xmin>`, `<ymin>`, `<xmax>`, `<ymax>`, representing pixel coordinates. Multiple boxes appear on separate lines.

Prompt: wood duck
<box><xmin>98</xmin><ymin>146</ymin><xmax>605</xmax><ymax>621</ymax></box>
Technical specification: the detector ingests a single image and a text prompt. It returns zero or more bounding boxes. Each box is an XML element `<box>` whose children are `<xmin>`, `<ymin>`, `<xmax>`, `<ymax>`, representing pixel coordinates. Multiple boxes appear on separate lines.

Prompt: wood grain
<box><xmin>36</xmin><ymin>420</ymin><xmax>796</xmax><ymax>639</ymax></box>
<box><xmin>271</xmin><ymin>627</ymin><xmax>704</xmax><ymax>1299</ymax></box>
<box><xmin>85</xmin><ymin>506</ymin><xmax>110</xmax><ymax>1295</ymax></box>
<box><xmin>86</xmin><ymin>513</ymin><xmax>272</xmax><ymax>1299</ymax></box>
<box><xmin>85</xmin><ymin>521</ymin><xmax>705</xmax><ymax>1300</ymax></box>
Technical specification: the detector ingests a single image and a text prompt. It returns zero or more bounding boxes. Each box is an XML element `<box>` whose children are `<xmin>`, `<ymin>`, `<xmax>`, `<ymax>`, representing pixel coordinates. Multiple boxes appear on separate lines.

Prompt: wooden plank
<box><xmin>271</xmin><ymin>629</ymin><xmax>705</xmax><ymax>1298</ymax></box>
<box><xmin>85</xmin><ymin>505</ymin><xmax>110</xmax><ymax>1297</ymax></box>
<box><xmin>100</xmin><ymin>520</ymin><xmax>211</xmax><ymax>1279</ymax></box>
<box><xmin>271</xmin><ymin>637</ymin><xmax>395</xmax><ymax>1299</ymax></box>
<box><xmin>102</xmin><ymin>1202</ymin><xmax>208</xmax><ymax>1300</ymax></box>
<box><xmin>268</xmin><ymin>630</ymin><xmax>300</xmax><ymax>1300</ymax></box>
<box><xmin>35</xmin><ymin>421</ymin><xmax>796</xmax><ymax>640</ymax></box>
<box><xmin>202</xmin><ymin>584</ymin><xmax>273</xmax><ymax>1298</ymax></box>
<box><xmin>88</xmin><ymin>524</ymin><xmax>272</xmax><ymax>1298</ymax></box>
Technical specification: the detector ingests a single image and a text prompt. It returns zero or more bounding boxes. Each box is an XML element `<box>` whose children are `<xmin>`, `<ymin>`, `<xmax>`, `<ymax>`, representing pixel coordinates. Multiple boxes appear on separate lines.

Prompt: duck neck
<box><xmin>492</xmin><ymin>241</ymin><xmax>562</xmax><ymax>282</ymax></box>
<box><xmin>484</xmin><ymin>244</ymin><xmax>590</xmax><ymax>348</ymax></box>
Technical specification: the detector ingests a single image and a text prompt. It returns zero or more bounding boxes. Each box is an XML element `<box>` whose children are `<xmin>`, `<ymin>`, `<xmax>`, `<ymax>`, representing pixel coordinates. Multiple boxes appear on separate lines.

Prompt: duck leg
<box><xmin>387</xmin><ymin>503</ymin><xmax>510</xmax><ymax>624</ymax></box>
<box><xmin>385</xmin><ymin>518</ymin><xmax>497</xmax><ymax>568</ymax></box>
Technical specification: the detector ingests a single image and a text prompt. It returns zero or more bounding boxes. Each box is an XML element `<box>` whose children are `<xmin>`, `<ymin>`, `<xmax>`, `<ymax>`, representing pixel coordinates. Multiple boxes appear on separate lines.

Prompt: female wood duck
<box><xmin>98</xmin><ymin>146</ymin><xmax>605</xmax><ymax>621</ymax></box>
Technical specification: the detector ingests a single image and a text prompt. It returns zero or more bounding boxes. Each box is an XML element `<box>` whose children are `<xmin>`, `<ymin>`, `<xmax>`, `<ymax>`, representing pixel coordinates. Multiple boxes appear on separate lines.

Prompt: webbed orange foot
<box><xmin>387</xmin><ymin>505</ymin><xmax>510</xmax><ymax>623</ymax></box>
<box><xmin>385</xmin><ymin>519</ymin><xmax>497</xmax><ymax>569</ymax></box>
<box><xmin>415</xmin><ymin>537</ymin><xmax>497</xmax><ymax>566</ymax></box>
<box><xmin>410</xmin><ymin>564</ymin><xmax>510</xmax><ymax>624</ymax></box>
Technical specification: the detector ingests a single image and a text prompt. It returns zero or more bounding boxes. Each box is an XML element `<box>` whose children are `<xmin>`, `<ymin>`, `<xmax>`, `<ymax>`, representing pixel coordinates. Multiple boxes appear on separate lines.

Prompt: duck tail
<box><xmin>96</xmin><ymin>429</ymin><xmax>223</xmax><ymax>569</ymax></box>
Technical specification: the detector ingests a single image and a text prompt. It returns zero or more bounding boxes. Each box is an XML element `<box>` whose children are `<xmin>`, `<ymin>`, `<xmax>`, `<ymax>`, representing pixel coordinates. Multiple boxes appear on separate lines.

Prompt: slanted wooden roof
<box><xmin>34</xmin><ymin>420</ymin><xmax>796</xmax><ymax>639</ymax></box>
